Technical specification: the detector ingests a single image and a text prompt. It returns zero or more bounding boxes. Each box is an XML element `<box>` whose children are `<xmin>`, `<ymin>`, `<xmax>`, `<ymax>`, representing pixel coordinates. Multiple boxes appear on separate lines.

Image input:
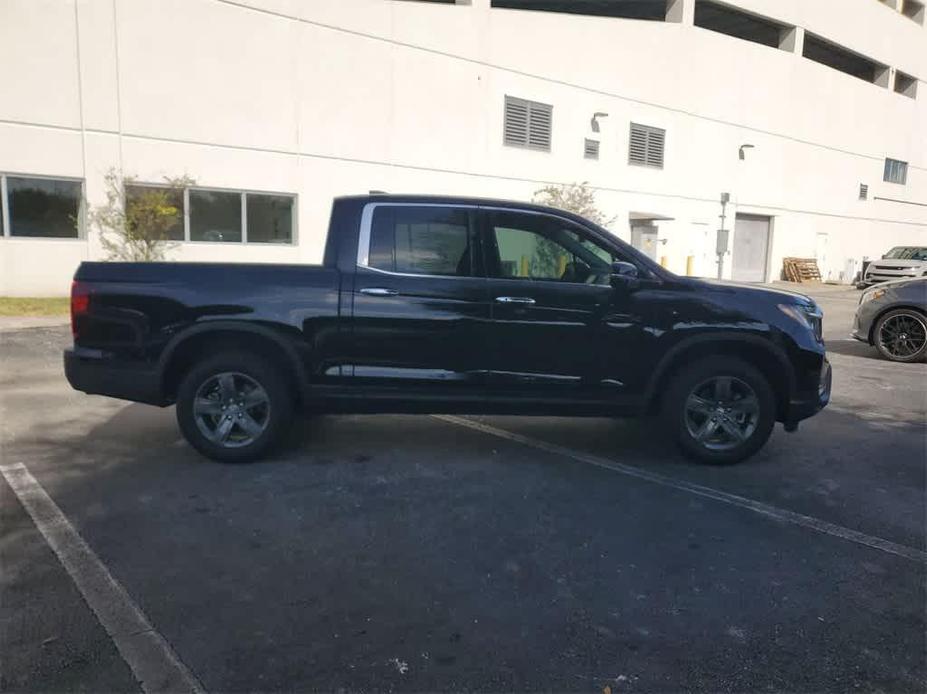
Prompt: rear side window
<box><xmin>368</xmin><ymin>206</ymin><xmax>475</xmax><ymax>277</ymax></box>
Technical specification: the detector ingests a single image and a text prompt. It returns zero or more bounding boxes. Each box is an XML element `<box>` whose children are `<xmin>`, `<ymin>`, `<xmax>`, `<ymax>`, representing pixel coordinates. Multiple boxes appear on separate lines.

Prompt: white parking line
<box><xmin>433</xmin><ymin>415</ymin><xmax>927</xmax><ymax>564</ymax></box>
<box><xmin>0</xmin><ymin>463</ymin><xmax>205</xmax><ymax>694</ymax></box>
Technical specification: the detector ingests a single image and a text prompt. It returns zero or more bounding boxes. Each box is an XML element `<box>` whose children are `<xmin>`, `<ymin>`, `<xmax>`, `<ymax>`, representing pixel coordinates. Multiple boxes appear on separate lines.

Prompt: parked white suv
<box><xmin>861</xmin><ymin>247</ymin><xmax>927</xmax><ymax>287</ymax></box>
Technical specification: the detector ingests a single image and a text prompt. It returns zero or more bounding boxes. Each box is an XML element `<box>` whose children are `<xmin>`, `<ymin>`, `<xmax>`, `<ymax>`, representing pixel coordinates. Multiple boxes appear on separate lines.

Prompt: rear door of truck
<box><xmin>346</xmin><ymin>202</ymin><xmax>491</xmax><ymax>394</ymax></box>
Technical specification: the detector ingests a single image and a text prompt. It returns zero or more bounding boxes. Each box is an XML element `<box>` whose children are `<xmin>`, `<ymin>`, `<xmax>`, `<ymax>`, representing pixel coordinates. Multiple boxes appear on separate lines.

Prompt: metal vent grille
<box><xmin>584</xmin><ymin>138</ymin><xmax>600</xmax><ymax>160</ymax></box>
<box><xmin>504</xmin><ymin>96</ymin><xmax>553</xmax><ymax>151</ymax></box>
<box><xmin>883</xmin><ymin>158</ymin><xmax>908</xmax><ymax>185</ymax></box>
<box><xmin>628</xmin><ymin>123</ymin><xmax>665</xmax><ymax>168</ymax></box>
<box><xmin>859</xmin><ymin>183</ymin><xmax>868</xmax><ymax>200</ymax></box>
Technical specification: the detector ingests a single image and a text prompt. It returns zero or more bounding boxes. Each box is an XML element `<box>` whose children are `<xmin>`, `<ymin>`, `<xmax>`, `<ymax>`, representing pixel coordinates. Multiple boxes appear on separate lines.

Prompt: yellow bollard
<box><xmin>686</xmin><ymin>255</ymin><xmax>695</xmax><ymax>276</ymax></box>
<box><xmin>660</xmin><ymin>256</ymin><xmax>669</xmax><ymax>268</ymax></box>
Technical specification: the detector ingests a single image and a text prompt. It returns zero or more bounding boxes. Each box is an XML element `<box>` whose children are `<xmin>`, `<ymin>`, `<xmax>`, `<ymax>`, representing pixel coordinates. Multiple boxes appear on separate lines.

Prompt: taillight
<box><xmin>71</xmin><ymin>280</ymin><xmax>90</xmax><ymax>339</ymax></box>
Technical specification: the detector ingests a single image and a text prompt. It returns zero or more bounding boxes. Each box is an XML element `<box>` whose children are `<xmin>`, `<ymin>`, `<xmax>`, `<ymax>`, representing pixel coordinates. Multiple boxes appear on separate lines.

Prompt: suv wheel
<box><xmin>664</xmin><ymin>357</ymin><xmax>776</xmax><ymax>465</ymax></box>
<box><xmin>176</xmin><ymin>352</ymin><xmax>293</xmax><ymax>463</ymax></box>
<box><xmin>874</xmin><ymin>309</ymin><xmax>927</xmax><ymax>363</ymax></box>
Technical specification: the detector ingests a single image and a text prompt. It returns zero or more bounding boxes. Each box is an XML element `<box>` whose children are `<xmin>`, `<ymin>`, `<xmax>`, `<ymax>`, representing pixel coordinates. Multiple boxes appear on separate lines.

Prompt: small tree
<box><xmin>532</xmin><ymin>181</ymin><xmax>614</xmax><ymax>227</ymax></box>
<box><xmin>90</xmin><ymin>169</ymin><xmax>194</xmax><ymax>261</ymax></box>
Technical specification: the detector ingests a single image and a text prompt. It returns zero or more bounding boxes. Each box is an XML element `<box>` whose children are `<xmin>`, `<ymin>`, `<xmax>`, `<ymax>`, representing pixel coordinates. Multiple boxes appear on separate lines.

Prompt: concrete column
<box><xmin>665</xmin><ymin>0</ymin><xmax>694</xmax><ymax>24</ymax></box>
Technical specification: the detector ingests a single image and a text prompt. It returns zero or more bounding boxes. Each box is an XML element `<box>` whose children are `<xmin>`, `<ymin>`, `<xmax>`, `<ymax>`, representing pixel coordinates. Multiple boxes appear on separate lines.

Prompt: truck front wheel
<box><xmin>663</xmin><ymin>357</ymin><xmax>776</xmax><ymax>465</ymax></box>
<box><xmin>176</xmin><ymin>351</ymin><xmax>293</xmax><ymax>463</ymax></box>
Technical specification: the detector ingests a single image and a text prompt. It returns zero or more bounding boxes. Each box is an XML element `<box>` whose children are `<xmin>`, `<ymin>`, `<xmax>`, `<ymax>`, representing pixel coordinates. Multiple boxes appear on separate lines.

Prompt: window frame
<box><xmin>125</xmin><ymin>182</ymin><xmax>298</xmax><ymax>245</ymax></box>
<box><xmin>357</xmin><ymin>203</ymin><xmax>482</xmax><ymax>279</ymax></box>
<box><xmin>356</xmin><ymin>203</ymin><xmax>659</xmax><ymax>284</ymax></box>
<box><xmin>0</xmin><ymin>172</ymin><xmax>85</xmax><ymax>241</ymax></box>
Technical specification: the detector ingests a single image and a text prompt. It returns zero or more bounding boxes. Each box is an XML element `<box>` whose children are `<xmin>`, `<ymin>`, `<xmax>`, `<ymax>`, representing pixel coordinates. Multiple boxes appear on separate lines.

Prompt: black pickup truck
<box><xmin>66</xmin><ymin>194</ymin><xmax>830</xmax><ymax>464</ymax></box>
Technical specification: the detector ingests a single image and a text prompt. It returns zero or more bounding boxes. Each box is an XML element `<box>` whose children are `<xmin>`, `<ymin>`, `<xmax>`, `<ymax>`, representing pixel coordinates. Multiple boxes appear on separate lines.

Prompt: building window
<box><xmin>693</xmin><ymin>1</ymin><xmax>791</xmax><ymax>50</ymax></box>
<box><xmin>883</xmin><ymin>158</ymin><xmax>908</xmax><ymax>185</ymax></box>
<box><xmin>584</xmin><ymin>138</ymin><xmax>600</xmax><ymax>160</ymax></box>
<box><xmin>628</xmin><ymin>123</ymin><xmax>665</xmax><ymax>168</ymax></box>
<box><xmin>368</xmin><ymin>206</ymin><xmax>474</xmax><ymax>277</ymax></box>
<box><xmin>190</xmin><ymin>190</ymin><xmax>242</xmax><ymax>243</ymax></box>
<box><xmin>802</xmin><ymin>33</ymin><xmax>889</xmax><ymax>86</ymax></box>
<box><xmin>247</xmin><ymin>194</ymin><xmax>295</xmax><ymax>244</ymax></box>
<box><xmin>504</xmin><ymin>96</ymin><xmax>553</xmax><ymax>151</ymax></box>
<box><xmin>125</xmin><ymin>184</ymin><xmax>184</xmax><ymax>241</ymax></box>
<box><xmin>130</xmin><ymin>184</ymin><xmax>296</xmax><ymax>244</ymax></box>
<box><xmin>0</xmin><ymin>175</ymin><xmax>82</xmax><ymax>239</ymax></box>
<box><xmin>894</xmin><ymin>71</ymin><xmax>918</xmax><ymax>99</ymax></box>
<box><xmin>491</xmin><ymin>0</ymin><xmax>668</xmax><ymax>21</ymax></box>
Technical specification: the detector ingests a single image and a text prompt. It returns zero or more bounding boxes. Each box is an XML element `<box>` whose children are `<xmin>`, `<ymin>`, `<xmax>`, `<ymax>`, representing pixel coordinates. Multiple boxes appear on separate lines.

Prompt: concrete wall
<box><xmin>0</xmin><ymin>0</ymin><xmax>924</xmax><ymax>295</ymax></box>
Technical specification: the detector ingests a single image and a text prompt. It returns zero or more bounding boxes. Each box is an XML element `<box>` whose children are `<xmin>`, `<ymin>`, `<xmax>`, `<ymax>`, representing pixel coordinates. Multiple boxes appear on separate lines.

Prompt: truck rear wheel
<box><xmin>176</xmin><ymin>351</ymin><xmax>293</xmax><ymax>463</ymax></box>
<box><xmin>663</xmin><ymin>357</ymin><xmax>776</xmax><ymax>465</ymax></box>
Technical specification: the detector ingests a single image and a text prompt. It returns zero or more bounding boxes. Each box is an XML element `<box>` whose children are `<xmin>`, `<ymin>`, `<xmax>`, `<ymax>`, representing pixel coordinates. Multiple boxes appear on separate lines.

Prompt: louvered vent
<box><xmin>504</xmin><ymin>96</ymin><xmax>552</xmax><ymax>151</ymax></box>
<box><xmin>584</xmin><ymin>139</ymin><xmax>600</xmax><ymax>160</ymax></box>
<box><xmin>628</xmin><ymin>123</ymin><xmax>666</xmax><ymax>168</ymax></box>
<box><xmin>859</xmin><ymin>183</ymin><xmax>868</xmax><ymax>200</ymax></box>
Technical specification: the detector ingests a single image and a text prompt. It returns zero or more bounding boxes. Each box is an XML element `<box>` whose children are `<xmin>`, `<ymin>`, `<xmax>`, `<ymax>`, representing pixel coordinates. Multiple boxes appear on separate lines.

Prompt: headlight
<box><xmin>778</xmin><ymin>303</ymin><xmax>823</xmax><ymax>339</ymax></box>
<box><xmin>861</xmin><ymin>288</ymin><xmax>886</xmax><ymax>304</ymax></box>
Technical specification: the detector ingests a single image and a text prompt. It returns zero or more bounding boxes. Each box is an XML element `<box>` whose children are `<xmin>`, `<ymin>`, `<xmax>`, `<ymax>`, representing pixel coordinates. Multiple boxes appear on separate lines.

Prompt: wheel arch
<box><xmin>158</xmin><ymin>322</ymin><xmax>311</xmax><ymax>405</ymax></box>
<box><xmin>644</xmin><ymin>333</ymin><xmax>795</xmax><ymax>421</ymax></box>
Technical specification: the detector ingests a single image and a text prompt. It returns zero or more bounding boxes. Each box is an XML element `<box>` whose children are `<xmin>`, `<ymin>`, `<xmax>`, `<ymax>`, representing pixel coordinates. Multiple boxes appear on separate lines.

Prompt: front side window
<box><xmin>488</xmin><ymin>212</ymin><xmax>617</xmax><ymax>285</ymax></box>
<box><xmin>7</xmin><ymin>176</ymin><xmax>81</xmax><ymax>238</ymax></box>
<box><xmin>189</xmin><ymin>190</ymin><xmax>242</xmax><ymax>243</ymax></box>
<box><xmin>368</xmin><ymin>206</ymin><xmax>474</xmax><ymax>277</ymax></box>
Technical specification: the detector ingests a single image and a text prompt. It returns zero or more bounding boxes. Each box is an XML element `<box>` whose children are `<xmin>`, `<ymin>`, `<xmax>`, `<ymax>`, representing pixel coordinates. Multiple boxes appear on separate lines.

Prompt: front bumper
<box><xmin>64</xmin><ymin>348</ymin><xmax>167</xmax><ymax>406</ymax></box>
<box><xmin>786</xmin><ymin>358</ymin><xmax>831</xmax><ymax>427</ymax></box>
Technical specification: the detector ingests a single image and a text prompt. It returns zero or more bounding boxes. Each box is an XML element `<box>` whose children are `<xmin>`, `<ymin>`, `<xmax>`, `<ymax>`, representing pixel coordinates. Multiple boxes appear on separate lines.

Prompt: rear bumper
<box><xmin>64</xmin><ymin>348</ymin><xmax>167</xmax><ymax>406</ymax></box>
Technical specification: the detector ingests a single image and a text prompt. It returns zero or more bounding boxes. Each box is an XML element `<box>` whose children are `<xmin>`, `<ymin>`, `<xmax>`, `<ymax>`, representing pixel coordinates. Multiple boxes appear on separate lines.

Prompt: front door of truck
<box><xmin>348</xmin><ymin>203</ymin><xmax>491</xmax><ymax>394</ymax></box>
<box><xmin>480</xmin><ymin>208</ymin><xmax>645</xmax><ymax>402</ymax></box>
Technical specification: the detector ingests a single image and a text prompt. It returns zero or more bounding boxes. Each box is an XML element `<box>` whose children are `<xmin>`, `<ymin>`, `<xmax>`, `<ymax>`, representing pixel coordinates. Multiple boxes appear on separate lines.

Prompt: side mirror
<box><xmin>610</xmin><ymin>261</ymin><xmax>640</xmax><ymax>290</ymax></box>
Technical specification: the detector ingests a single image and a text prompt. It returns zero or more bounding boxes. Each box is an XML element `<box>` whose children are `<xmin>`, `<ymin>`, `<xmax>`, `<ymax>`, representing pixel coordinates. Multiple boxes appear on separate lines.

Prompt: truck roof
<box><xmin>334</xmin><ymin>193</ymin><xmax>592</xmax><ymax>222</ymax></box>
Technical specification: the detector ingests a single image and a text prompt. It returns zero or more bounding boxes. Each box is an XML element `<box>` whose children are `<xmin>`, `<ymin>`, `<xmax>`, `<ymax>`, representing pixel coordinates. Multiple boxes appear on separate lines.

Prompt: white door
<box><xmin>815</xmin><ymin>232</ymin><xmax>829</xmax><ymax>280</ymax></box>
<box><xmin>732</xmin><ymin>215</ymin><xmax>771</xmax><ymax>282</ymax></box>
<box><xmin>630</xmin><ymin>224</ymin><xmax>659</xmax><ymax>261</ymax></box>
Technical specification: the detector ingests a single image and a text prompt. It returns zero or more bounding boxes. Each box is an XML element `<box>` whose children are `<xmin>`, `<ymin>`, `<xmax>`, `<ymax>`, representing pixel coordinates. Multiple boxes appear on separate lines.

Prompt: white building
<box><xmin>1</xmin><ymin>0</ymin><xmax>925</xmax><ymax>296</ymax></box>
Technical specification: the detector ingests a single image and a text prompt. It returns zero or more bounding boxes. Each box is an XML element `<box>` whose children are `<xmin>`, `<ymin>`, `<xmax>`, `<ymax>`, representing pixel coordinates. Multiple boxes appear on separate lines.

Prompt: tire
<box><xmin>176</xmin><ymin>351</ymin><xmax>294</xmax><ymax>463</ymax></box>
<box><xmin>663</xmin><ymin>357</ymin><xmax>776</xmax><ymax>465</ymax></box>
<box><xmin>873</xmin><ymin>309</ymin><xmax>927</xmax><ymax>363</ymax></box>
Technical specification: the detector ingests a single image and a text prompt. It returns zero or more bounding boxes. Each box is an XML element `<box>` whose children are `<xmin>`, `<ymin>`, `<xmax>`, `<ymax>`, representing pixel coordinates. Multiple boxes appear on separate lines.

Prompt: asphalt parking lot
<box><xmin>1</xmin><ymin>285</ymin><xmax>925</xmax><ymax>693</ymax></box>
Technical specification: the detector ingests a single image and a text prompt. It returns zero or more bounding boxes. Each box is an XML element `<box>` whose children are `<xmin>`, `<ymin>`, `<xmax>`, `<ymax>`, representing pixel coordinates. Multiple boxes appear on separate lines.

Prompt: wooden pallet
<box><xmin>782</xmin><ymin>257</ymin><xmax>822</xmax><ymax>283</ymax></box>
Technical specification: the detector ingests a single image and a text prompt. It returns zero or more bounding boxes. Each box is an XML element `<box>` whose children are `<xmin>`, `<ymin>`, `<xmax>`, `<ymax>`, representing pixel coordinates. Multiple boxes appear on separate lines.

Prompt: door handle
<box><xmin>360</xmin><ymin>287</ymin><xmax>399</xmax><ymax>297</ymax></box>
<box><xmin>495</xmin><ymin>296</ymin><xmax>536</xmax><ymax>305</ymax></box>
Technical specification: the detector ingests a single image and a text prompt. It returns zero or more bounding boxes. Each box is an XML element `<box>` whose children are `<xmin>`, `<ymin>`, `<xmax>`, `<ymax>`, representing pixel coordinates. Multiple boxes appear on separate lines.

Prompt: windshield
<box><xmin>884</xmin><ymin>246</ymin><xmax>927</xmax><ymax>260</ymax></box>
